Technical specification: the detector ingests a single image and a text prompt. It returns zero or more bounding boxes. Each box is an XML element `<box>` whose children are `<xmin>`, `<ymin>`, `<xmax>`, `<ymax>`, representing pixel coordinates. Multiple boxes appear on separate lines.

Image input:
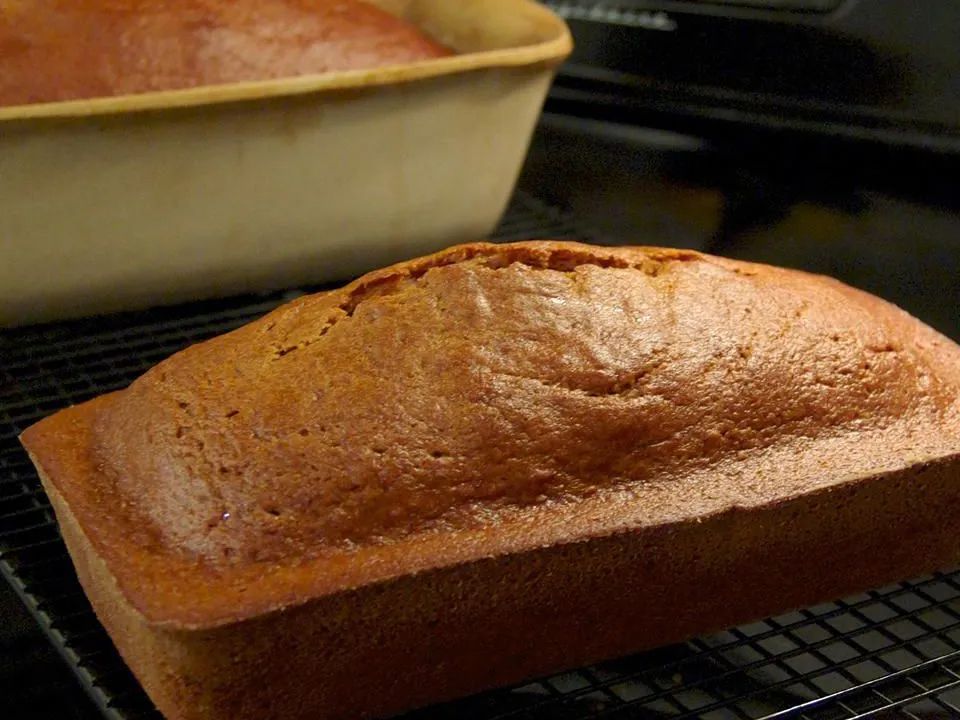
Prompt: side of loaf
<box><xmin>21</xmin><ymin>241</ymin><xmax>960</xmax><ymax>720</ymax></box>
<box><xmin>0</xmin><ymin>0</ymin><xmax>452</xmax><ymax>107</ymax></box>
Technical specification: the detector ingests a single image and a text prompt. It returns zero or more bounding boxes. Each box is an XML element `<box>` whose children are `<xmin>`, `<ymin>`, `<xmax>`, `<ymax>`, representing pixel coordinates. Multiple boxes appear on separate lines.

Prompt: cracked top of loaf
<box><xmin>0</xmin><ymin>0</ymin><xmax>451</xmax><ymax>107</ymax></box>
<box><xmin>21</xmin><ymin>241</ymin><xmax>960</xmax><ymax>627</ymax></box>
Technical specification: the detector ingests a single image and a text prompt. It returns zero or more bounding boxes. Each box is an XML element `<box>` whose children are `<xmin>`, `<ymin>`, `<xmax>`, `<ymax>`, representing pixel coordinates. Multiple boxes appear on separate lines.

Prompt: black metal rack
<box><xmin>1</xmin><ymin>193</ymin><xmax>959</xmax><ymax>720</ymax></box>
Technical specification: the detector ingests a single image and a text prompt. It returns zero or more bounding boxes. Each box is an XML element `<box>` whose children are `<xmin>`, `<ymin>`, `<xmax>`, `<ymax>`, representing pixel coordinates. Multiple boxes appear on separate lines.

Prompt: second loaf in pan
<box><xmin>21</xmin><ymin>241</ymin><xmax>960</xmax><ymax>720</ymax></box>
<box><xmin>0</xmin><ymin>0</ymin><xmax>452</xmax><ymax>107</ymax></box>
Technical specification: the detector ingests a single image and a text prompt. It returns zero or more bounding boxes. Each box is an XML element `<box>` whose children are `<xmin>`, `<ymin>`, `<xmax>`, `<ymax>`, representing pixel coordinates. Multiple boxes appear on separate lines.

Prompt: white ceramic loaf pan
<box><xmin>0</xmin><ymin>0</ymin><xmax>572</xmax><ymax>326</ymax></box>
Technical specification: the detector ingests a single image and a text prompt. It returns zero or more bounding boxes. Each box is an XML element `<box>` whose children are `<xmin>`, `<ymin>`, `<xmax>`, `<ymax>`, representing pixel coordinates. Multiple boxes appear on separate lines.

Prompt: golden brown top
<box><xmin>0</xmin><ymin>0</ymin><xmax>451</xmax><ymax>107</ymax></box>
<box><xmin>22</xmin><ymin>242</ymin><xmax>960</xmax><ymax>628</ymax></box>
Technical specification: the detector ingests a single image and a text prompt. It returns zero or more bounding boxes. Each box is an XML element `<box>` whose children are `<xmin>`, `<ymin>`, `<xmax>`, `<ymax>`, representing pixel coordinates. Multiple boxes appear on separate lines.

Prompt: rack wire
<box><xmin>1</xmin><ymin>193</ymin><xmax>958</xmax><ymax>720</ymax></box>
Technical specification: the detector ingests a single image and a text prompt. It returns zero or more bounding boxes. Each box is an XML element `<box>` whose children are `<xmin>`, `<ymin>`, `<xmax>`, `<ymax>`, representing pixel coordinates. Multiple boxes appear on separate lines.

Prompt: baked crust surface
<box><xmin>21</xmin><ymin>241</ymin><xmax>960</xmax><ymax>719</ymax></box>
<box><xmin>0</xmin><ymin>0</ymin><xmax>451</xmax><ymax>107</ymax></box>
<box><xmin>22</xmin><ymin>241</ymin><xmax>960</xmax><ymax>625</ymax></box>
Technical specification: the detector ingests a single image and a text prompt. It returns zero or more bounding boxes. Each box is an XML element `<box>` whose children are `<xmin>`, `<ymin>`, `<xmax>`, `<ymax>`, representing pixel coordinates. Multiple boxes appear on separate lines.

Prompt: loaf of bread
<box><xmin>21</xmin><ymin>241</ymin><xmax>960</xmax><ymax>720</ymax></box>
<box><xmin>0</xmin><ymin>0</ymin><xmax>451</xmax><ymax>107</ymax></box>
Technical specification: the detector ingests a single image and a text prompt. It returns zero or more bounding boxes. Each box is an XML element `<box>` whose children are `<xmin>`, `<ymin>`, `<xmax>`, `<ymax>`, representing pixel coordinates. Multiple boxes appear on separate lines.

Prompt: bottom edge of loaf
<box><xmin>39</xmin><ymin>456</ymin><xmax>960</xmax><ymax>720</ymax></box>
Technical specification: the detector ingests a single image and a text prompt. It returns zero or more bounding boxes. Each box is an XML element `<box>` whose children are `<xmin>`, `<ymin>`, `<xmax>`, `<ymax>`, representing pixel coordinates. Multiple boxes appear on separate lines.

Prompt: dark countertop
<box><xmin>3</xmin><ymin>116</ymin><xmax>959</xmax><ymax>719</ymax></box>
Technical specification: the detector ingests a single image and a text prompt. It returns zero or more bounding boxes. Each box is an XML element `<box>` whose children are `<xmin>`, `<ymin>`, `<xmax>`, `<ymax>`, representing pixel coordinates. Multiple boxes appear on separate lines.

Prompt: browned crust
<box><xmin>20</xmin><ymin>241</ymin><xmax>960</xmax><ymax>630</ymax></box>
<box><xmin>38</xmin><ymin>475</ymin><xmax>194</xmax><ymax>718</ymax></box>
<box><xmin>22</xmin><ymin>239</ymin><xmax>960</xmax><ymax>719</ymax></box>
<box><xmin>40</xmin><ymin>450</ymin><xmax>960</xmax><ymax>720</ymax></box>
<box><xmin>0</xmin><ymin>0</ymin><xmax>452</xmax><ymax>108</ymax></box>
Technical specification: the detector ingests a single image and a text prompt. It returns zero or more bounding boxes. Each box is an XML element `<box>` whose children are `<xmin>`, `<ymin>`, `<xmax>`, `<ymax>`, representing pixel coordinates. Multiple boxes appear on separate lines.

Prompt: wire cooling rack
<box><xmin>1</xmin><ymin>193</ymin><xmax>959</xmax><ymax>720</ymax></box>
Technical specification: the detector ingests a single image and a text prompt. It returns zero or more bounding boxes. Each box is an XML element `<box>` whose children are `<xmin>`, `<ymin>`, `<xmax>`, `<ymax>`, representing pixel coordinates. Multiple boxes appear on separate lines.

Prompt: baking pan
<box><xmin>0</xmin><ymin>0</ymin><xmax>572</xmax><ymax>327</ymax></box>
